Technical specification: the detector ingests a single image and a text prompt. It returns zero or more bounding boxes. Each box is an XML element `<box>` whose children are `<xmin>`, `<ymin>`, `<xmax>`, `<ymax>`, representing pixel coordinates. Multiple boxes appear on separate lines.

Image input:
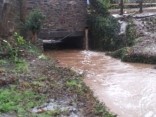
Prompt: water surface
<box><xmin>45</xmin><ymin>50</ymin><xmax>156</xmax><ymax>117</ymax></box>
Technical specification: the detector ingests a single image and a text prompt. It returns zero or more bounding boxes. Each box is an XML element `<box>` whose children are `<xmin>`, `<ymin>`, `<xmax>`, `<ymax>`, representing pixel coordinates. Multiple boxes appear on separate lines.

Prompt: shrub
<box><xmin>14</xmin><ymin>32</ymin><xmax>26</xmax><ymax>46</ymax></box>
<box><xmin>88</xmin><ymin>0</ymin><xmax>120</xmax><ymax>51</ymax></box>
<box><xmin>125</xmin><ymin>21</ymin><xmax>137</xmax><ymax>46</ymax></box>
<box><xmin>0</xmin><ymin>32</ymin><xmax>26</xmax><ymax>61</ymax></box>
<box><xmin>89</xmin><ymin>0</ymin><xmax>110</xmax><ymax>16</ymax></box>
<box><xmin>88</xmin><ymin>15</ymin><xmax>120</xmax><ymax>50</ymax></box>
<box><xmin>25</xmin><ymin>10</ymin><xmax>44</xmax><ymax>43</ymax></box>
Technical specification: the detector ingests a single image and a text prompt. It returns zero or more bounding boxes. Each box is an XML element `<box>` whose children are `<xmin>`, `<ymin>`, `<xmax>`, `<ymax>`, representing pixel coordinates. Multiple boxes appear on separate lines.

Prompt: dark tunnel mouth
<box><xmin>43</xmin><ymin>36</ymin><xmax>84</xmax><ymax>51</ymax></box>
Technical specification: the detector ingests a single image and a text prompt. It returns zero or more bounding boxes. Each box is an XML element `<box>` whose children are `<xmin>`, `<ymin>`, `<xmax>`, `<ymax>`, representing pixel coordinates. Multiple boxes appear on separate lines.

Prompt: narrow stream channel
<box><xmin>45</xmin><ymin>50</ymin><xmax>156</xmax><ymax>117</ymax></box>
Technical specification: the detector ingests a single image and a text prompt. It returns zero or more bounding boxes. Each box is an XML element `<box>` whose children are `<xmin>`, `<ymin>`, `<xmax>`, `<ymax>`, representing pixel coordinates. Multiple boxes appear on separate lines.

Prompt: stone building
<box><xmin>0</xmin><ymin>0</ymin><xmax>87</xmax><ymax>42</ymax></box>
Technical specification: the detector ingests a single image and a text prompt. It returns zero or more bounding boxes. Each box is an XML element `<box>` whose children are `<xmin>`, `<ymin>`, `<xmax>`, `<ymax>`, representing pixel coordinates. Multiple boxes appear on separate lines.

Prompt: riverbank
<box><xmin>110</xmin><ymin>13</ymin><xmax>156</xmax><ymax>64</ymax></box>
<box><xmin>0</xmin><ymin>45</ymin><xmax>115</xmax><ymax>116</ymax></box>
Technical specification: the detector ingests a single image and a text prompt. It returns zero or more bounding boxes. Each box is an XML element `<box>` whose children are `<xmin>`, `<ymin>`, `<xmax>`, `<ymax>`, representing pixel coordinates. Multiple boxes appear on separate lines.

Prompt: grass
<box><xmin>94</xmin><ymin>103</ymin><xmax>116</xmax><ymax>117</ymax></box>
<box><xmin>0</xmin><ymin>60</ymin><xmax>7</xmax><ymax>65</ymax></box>
<box><xmin>0</xmin><ymin>86</ymin><xmax>45</xmax><ymax>116</ymax></box>
<box><xmin>0</xmin><ymin>58</ymin><xmax>29</xmax><ymax>73</ymax></box>
<box><xmin>66</xmin><ymin>79</ymin><xmax>84</xmax><ymax>94</ymax></box>
<box><xmin>15</xmin><ymin>59</ymin><xmax>29</xmax><ymax>73</ymax></box>
<box><xmin>26</xmin><ymin>43</ymin><xmax>42</xmax><ymax>56</ymax></box>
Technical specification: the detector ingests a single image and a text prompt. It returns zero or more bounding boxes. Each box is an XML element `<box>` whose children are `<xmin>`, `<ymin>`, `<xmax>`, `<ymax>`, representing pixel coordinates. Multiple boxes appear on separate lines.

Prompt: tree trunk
<box><xmin>139</xmin><ymin>0</ymin><xmax>143</xmax><ymax>13</ymax></box>
<box><xmin>32</xmin><ymin>32</ymin><xmax>37</xmax><ymax>43</ymax></box>
<box><xmin>120</xmin><ymin>0</ymin><xmax>124</xmax><ymax>15</ymax></box>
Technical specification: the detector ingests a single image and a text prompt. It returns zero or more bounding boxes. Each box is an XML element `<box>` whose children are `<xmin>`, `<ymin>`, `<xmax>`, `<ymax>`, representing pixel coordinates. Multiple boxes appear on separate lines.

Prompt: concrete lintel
<box><xmin>39</xmin><ymin>31</ymin><xmax>84</xmax><ymax>39</ymax></box>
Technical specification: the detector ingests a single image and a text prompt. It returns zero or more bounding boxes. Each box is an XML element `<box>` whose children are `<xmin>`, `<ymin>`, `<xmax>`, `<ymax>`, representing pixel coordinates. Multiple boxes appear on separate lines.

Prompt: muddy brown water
<box><xmin>45</xmin><ymin>50</ymin><xmax>156</xmax><ymax>117</ymax></box>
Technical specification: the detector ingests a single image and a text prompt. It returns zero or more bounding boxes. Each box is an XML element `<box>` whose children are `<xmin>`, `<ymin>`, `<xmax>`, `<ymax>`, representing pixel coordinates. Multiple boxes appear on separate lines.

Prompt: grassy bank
<box><xmin>0</xmin><ymin>39</ymin><xmax>115</xmax><ymax>116</ymax></box>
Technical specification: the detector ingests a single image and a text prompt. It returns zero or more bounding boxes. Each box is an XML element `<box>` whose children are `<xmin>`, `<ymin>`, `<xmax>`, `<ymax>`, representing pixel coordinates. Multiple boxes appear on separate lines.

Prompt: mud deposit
<box><xmin>45</xmin><ymin>50</ymin><xmax>156</xmax><ymax>117</ymax></box>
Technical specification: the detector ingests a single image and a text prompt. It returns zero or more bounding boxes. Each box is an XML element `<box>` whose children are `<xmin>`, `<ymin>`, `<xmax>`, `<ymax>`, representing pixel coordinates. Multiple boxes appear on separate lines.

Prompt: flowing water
<box><xmin>45</xmin><ymin>50</ymin><xmax>156</xmax><ymax>117</ymax></box>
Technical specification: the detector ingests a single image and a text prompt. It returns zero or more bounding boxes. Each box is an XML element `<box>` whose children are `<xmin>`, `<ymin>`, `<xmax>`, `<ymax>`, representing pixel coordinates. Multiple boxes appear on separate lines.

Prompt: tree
<box><xmin>120</xmin><ymin>0</ymin><xmax>124</xmax><ymax>15</ymax></box>
<box><xmin>88</xmin><ymin>0</ymin><xmax>120</xmax><ymax>50</ymax></box>
<box><xmin>89</xmin><ymin>0</ymin><xmax>110</xmax><ymax>16</ymax></box>
<box><xmin>25</xmin><ymin>10</ymin><xmax>44</xmax><ymax>43</ymax></box>
<box><xmin>139</xmin><ymin>0</ymin><xmax>143</xmax><ymax>13</ymax></box>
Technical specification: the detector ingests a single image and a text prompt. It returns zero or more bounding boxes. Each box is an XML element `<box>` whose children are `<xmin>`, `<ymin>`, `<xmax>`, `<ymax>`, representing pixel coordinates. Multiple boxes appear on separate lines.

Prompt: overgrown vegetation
<box><xmin>125</xmin><ymin>19</ymin><xmax>137</xmax><ymax>46</ymax></box>
<box><xmin>88</xmin><ymin>0</ymin><xmax>120</xmax><ymax>51</ymax></box>
<box><xmin>88</xmin><ymin>0</ymin><xmax>139</xmax><ymax>51</ymax></box>
<box><xmin>0</xmin><ymin>87</ymin><xmax>45</xmax><ymax>116</ymax></box>
<box><xmin>0</xmin><ymin>32</ymin><xmax>26</xmax><ymax>61</ymax></box>
<box><xmin>25</xmin><ymin>9</ymin><xmax>44</xmax><ymax>43</ymax></box>
<box><xmin>107</xmin><ymin>47</ymin><xmax>130</xmax><ymax>60</ymax></box>
<box><xmin>0</xmin><ymin>32</ymin><xmax>41</xmax><ymax>75</ymax></box>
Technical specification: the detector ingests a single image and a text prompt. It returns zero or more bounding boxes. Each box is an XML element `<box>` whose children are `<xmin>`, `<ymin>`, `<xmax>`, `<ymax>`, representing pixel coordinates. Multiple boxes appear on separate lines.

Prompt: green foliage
<box><xmin>0</xmin><ymin>87</ymin><xmax>44</xmax><ymax>116</ymax></box>
<box><xmin>94</xmin><ymin>103</ymin><xmax>115</xmax><ymax>117</ymax></box>
<box><xmin>14</xmin><ymin>32</ymin><xmax>26</xmax><ymax>46</ymax></box>
<box><xmin>89</xmin><ymin>0</ymin><xmax>110</xmax><ymax>16</ymax></box>
<box><xmin>88</xmin><ymin>15</ymin><xmax>120</xmax><ymax>50</ymax></box>
<box><xmin>108</xmin><ymin>47</ymin><xmax>129</xmax><ymax>59</ymax></box>
<box><xmin>66</xmin><ymin>79</ymin><xmax>84</xmax><ymax>94</ymax></box>
<box><xmin>15</xmin><ymin>59</ymin><xmax>29</xmax><ymax>73</ymax></box>
<box><xmin>126</xmin><ymin>21</ymin><xmax>137</xmax><ymax>46</ymax></box>
<box><xmin>0</xmin><ymin>60</ymin><xmax>7</xmax><ymax>65</ymax></box>
<box><xmin>26</xmin><ymin>42</ymin><xmax>41</xmax><ymax>55</ymax></box>
<box><xmin>0</xmin><ymin>32</ymin><xmax>26</xmax><ymax>61</ymax></box>
<box><xmin>88</xmin><ymin>0</ymin><xmax>120</xmax><ymax>51</ymax></box>
<box><xmin>66</xmin><ymin>79</ymin><xmax>82</xmax><ymax>88</ymax></box>
<box><xmin>25</xmin><ymin>10</ymin><xmax>44</xmax><ymax>34</ymax></box>
<box><xmin>0</xmin><ymin>40</ymin><xmax>12</xmax><ymax>55</ymax></box>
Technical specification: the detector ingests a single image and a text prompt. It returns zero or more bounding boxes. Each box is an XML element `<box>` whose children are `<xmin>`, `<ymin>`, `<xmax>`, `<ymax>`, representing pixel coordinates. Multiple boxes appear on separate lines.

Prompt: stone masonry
<box><xmin>25</xmin><ymin>0</ymin><xmax>87</xmax><ymax>39</ymax></box>
<box><xmin>0</xmin><ymin>0</ymin><xmax>18</xmax><ymax>37</ymax></box>
<box><xmin>0</xmin><ymin>0</ymin><xmax>87</xmax><ymax>39</ymax></box>
<box><xmin>25</xmin><ymin>0</ymin><xmax>87</xmax><ymax>31</ymax></box>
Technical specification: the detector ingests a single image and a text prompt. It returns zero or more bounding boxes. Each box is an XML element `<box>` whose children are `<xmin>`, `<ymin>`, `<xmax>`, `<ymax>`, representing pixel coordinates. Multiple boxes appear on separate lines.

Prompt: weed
<box><xmin>126</xmin><ymin>20</ymin><xmax>137</xmax><ymax>46</ymax></box>
<box><xmin>109</xmin><ymin>47</ymin><xmax>129</xmax><ymax>59</ymax></box>
<box><xmin>94</xmin><ymin>103</ymin><xmax>116</xmax><ymax>117</ymax></box>
<box><xmin>27</xmin><ymin>42</ymin><xmax>41</xmax><ymax>55</ymax></box>
<box><xmin>14</xmin><ymin>32</ymin><xmax>26</xmax><ymax>46</ymax></box>
<box><xmin>0</xmin><ymin>86</ymin><xmax>45</xmax><ymax>116</ymax></box>
<box><xmin>0</xmin><ymin>59</ymin><xmax>7</xmax><ymax>65</ymax></box>
<box><xmin>66</xmin><ymin>79</ymin><xmax>84</xmax><ymax>94</ymax></box>
<box><xmin>15</xmin><ymin>59</ymin><xmax>29</xmax><ymax>73</ymax></box>
<box><xmin>38</xmin><ymin>54</ymin><xmax>47</xmax><ymax>60</ymax></box>
<box><xmin>0</xmin><ymin>32</ymin><xmax>26</xmax><ymax>62</ymax></box>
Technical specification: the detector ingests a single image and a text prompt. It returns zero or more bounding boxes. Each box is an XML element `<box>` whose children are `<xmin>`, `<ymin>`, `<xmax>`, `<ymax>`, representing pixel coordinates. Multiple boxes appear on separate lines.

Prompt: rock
<box><xmin>32</xmin><ymin>98</ymin><xmax>84</xmax><ymax>116</ymax></box>
<box><xmin>0</xmin><ymin>113</ymin><xmax>16</xmax><ymax>117</ymax></box>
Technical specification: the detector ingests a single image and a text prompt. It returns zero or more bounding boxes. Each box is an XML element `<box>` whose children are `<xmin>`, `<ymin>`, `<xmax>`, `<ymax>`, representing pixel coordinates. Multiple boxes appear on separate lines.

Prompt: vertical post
<box><xmin>139</xmin><ymin>0</ymin><xmax>143</xmax><ymax>13</ymax></box>
<box><xmin>84</xmin><ymin>27</ymin><xmax>89</xmax><ymax>50</ymax></box>
<box><xmin>120</xmin><ymin>0</ymin><xmax>124</xmax><ymax>15</ymax></box>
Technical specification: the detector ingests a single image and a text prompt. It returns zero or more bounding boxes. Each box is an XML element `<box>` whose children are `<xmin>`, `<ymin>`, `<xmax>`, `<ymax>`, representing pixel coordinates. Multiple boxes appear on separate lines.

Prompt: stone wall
<box><xmin>25</xmin><ymin>0</ymin><xmax>87</xmax><ymax>38</ymax></box>
<box><xmin>0</xmin><ymin>0</ymin><xmax>19</xmax><ymax>38</ymax></box>
<box><xmin>0</xmin><ymin>0</ymin><xmax>87</xmax><ymax>38</ymax></box>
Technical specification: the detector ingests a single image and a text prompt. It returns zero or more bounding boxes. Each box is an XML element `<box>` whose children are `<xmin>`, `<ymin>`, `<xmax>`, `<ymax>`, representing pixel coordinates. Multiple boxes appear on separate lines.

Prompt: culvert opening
<box><xmin>43</xmin><ymin>36</ymin><xmax>84</xmax><ymax>51</ymax></box>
